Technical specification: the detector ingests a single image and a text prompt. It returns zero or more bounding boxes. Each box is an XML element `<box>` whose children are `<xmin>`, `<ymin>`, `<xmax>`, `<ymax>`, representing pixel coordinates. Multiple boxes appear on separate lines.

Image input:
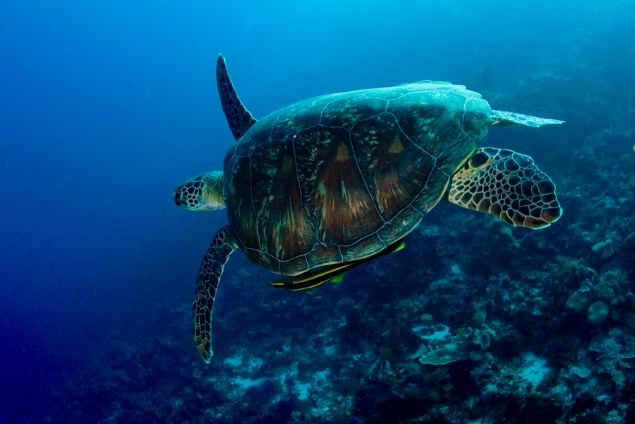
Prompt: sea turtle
<box><xmin>174</xmin><ymin>55</ymin><xmax>563</xmax><ymax>363</ymax></box>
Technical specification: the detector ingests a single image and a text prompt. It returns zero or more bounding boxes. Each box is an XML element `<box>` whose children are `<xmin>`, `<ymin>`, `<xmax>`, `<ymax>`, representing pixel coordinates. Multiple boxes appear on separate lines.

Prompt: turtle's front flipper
<box><xmin>193</xmin><ymin>226</ymin><xmax>237</xmax><ymax>363</ymax></box>
<box><xmin>448</xmin><ymin>147</ymin><xmax>562</xmax><ymax>229</ymax></box>
<box><xmin>490</xmin><ymin>110</ymin><xmax>564</xmax><ymax>127</ymax></box>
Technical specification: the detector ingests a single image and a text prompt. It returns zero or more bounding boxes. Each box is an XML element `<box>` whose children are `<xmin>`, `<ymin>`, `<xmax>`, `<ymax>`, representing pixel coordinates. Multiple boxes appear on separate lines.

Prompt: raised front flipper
<box><xmin>193</xmin><ymin>226</ymin><xmax>237</xmax><ymax>363</ymax></box>
<box><xmin>216</xmin><ymin>54</ymin><xmax>256</xmax><ymax>140</ymax></box>
<box><xmin>448</xmin><ymin>147</ymin><xmax>562</xmax><ymax>229</ymax></box>
<box><xmin>490</xmin><ymin>110</ymin><xmax>564</xmax><ymax>127</ymax></box>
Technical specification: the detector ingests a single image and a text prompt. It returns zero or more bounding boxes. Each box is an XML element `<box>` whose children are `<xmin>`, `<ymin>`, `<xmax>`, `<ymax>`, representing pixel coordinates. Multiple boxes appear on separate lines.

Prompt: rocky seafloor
<box><xmin>46</xmin><ymin>10</ymin><xmax>635</xmax><ymax>424</ymax></box>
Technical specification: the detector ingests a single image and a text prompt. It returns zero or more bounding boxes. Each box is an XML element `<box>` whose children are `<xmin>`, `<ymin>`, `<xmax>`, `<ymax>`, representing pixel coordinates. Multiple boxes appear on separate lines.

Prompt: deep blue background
<box><xmin>0</xmin><ymin>0</ymin><xmax>627</xmax><ymax>421</ymax></box>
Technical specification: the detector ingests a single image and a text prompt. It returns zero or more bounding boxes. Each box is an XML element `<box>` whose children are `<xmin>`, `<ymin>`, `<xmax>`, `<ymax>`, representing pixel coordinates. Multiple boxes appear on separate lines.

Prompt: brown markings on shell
<box><xmin>226</xmin><ymin>155</ymin><xmax>258</xmax><ymax>250</ymax></box>
<box><xmin>250</xmin><ymin>142</ymin><xmax>314</xmax><ymax>262</ymax></box>
<box><xmin>374</xmin><ymin>132</ymin><xmax>410</xmax><ymax>217</ymax></box>
<box><xmin>352</xmin><ymin>113</ymin><xmax>436</xmax><ymax>220</ymax></box>
<box><xmin>295</xmin><ymin>127</ymin><xmax>382</xmax><ymax>245</ymax></box>
<box><xmin>315</xmin><ymin>143</ymin><xmax>378</xmax><ymax>243</ymax></box>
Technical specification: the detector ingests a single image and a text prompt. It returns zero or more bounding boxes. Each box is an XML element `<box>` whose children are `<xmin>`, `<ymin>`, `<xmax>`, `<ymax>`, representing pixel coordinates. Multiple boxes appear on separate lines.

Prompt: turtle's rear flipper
<box><xmin>448</xmin><ymin>147</ymin><xmax>562</xmax><ymax>229</ymax></box>
<box><xmin>490</xmin><ymin>110</ymin><xmax>564</xmax><ymax>127</ymax></box>
<box><xmin>193</xmin><ymin>226</ymin><xmax>237</xmax><ymax>363</ymax></box>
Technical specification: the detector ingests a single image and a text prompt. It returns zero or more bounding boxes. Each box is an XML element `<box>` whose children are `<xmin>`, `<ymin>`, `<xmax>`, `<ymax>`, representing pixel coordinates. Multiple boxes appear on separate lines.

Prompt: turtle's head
<box><xmin>173</xmin><ymin>171</ymin><xmax>226</xmax><ymax>211</ymax></box>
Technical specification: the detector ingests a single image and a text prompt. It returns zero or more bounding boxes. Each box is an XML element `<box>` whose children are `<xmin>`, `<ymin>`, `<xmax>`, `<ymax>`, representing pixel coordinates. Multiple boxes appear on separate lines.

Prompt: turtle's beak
<box><xmin>172</xmin><ymin>183</ymin><xmax>196</xmax><ymax>209</ymax></box>
<box><xmin>173</xmin><ymin>189</ymin><xmax>185</xmax><ymax>207</ymax></box>
<box><xmin>172</xmin><ymin>179</ymin><xmax>205</xmax><ymax>211</ymax></box>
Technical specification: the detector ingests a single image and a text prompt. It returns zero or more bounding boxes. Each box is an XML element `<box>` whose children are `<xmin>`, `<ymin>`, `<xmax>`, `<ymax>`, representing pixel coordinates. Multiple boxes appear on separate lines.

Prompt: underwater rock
<box><xmin>550</xmin><ymin>256</ymin><xmax>598</xmax><ymax>289</ymax></box>
<box><xmin>570</xmin><ymin>364</ymin><xmax>592</xmax><ymax>380</ymax></box>
<box><xmin>592</xmin><ymin>239</ymin><xmax>615</xmax><ymax>262</ymax></box>
<box><xmin>594</xmin><ymin>269</ymin><xmax>631</xmax><ymax>306</ymax></box>
<box><xmin>546</xmin><ymin>383</ymin><xmax>574</xmax><ymax>407</ymax></box>
<box><xmin>472</xmin><ymin>310</ymin><xmax>487</xmax><ymax>327</ymax></box>
<box><xmin>411</xmin><ymin>324</ymin><xmax>468</xmax><ymax>366</ymax></box>
<box><xmin>420</xmin><ymin>313</ymin><xmax>434</xmax><ymax>323</ymax></box>
<box><xmin>587</xmin><ymin>301</ymin><xmax>610</xmax><ymax>325</ymax></box>
<box><xmin>471</xmin><ymin>326</ymin><xmax>496</xmax><ymax>351</ymax></box>
<box><xmin>411</xmin><ymin>323</ymin><xmax>497</xmax><ymax>366</ymax></box>
<box><xmin>417</xmin><ymin>343</ymin><xmax>464</xmax><ymax>366</ymax></box>
<box><xmin>518</xmin><ymin>353</ymin><xmax>551</xmax><ymax>390</ymax></box>
<box><xmin>566</xmin><ymin>287</ymin><xmax>591</xmax><ymax>313</ymax></box>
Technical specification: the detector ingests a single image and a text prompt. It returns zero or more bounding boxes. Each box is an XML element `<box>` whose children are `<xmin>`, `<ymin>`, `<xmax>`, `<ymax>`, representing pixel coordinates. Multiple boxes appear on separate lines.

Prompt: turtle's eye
<box><xmin>469</xmin><ymin>151</ymin><xmax>489</xmax><ymax>168</ymax></box>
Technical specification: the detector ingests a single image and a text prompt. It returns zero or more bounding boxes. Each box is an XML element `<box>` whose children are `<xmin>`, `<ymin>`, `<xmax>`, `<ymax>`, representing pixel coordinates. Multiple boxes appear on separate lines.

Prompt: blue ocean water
<box><xmin>1</xmin><ymin>1</ymin><xmax>633</xmax><ymax>422</ymax></box>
